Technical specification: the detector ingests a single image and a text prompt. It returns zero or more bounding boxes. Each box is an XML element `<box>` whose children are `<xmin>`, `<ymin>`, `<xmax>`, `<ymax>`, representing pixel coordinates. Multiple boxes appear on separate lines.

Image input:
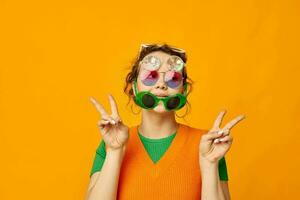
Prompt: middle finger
<box><xmin>108</xmin><ymin>94</ymin><xmax>120</xmax><ymax>119</ymax></box>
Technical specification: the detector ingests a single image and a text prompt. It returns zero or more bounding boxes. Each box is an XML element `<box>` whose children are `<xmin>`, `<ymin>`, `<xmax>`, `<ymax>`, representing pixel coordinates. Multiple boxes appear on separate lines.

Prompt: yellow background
<box><xmin>1</xmin><ymin>0</ymin><xmax>299</xmax><ymax>199</ymax></box>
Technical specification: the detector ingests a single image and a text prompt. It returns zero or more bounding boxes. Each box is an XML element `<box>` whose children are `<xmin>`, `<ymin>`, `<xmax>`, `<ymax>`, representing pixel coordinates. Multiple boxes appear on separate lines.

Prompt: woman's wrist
<box><xmin>199</xmin><ymin>156</ymin><xmax>219</xmax><ymax>170</ymax></box>
<box><xmin>106</xmin><ymin>145</ymin><xmax>126</xmax><ymax>157</ymax></box>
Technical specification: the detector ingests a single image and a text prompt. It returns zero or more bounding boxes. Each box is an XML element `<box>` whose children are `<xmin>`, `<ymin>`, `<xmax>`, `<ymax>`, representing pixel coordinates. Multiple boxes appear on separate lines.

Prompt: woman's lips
<box><xmin>154</xmin><ymin>94</ymin><xmax>168</xmax><ymax>97</ymax></box>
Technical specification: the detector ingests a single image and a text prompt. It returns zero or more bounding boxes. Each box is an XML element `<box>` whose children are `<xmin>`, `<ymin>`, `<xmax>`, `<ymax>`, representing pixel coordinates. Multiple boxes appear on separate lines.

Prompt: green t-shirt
<box><xmin>90</xmin><ymin>130</ymin><xmax>229</xmax><ymax>181</ymax></box>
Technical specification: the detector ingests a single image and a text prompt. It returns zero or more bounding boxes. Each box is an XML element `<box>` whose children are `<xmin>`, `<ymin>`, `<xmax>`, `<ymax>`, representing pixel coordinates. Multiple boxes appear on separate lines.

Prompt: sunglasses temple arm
<box><xmin>183</xmin><ymin>83</ymin><xmax>188</xmax><ymax>95</ymax></box>
<box><xmin>133</xmin><ymin>80</ymin><xmax>138</xmax><ymax>96</ymax></box>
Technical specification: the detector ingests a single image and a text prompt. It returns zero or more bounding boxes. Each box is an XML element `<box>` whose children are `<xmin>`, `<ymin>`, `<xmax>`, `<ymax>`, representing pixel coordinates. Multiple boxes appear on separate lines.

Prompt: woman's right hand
<box><xmin>90</xmin><ymin>94</ymin><xmax>129</xmax><ymax>152</ymax></box>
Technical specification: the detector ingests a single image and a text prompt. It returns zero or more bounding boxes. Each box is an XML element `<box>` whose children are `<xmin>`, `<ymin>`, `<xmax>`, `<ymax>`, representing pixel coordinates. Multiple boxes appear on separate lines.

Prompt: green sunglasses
<box><xmin>133</xmin><ymin>79</ymin><xmax>188</xmax><ymax>111</ymax></box>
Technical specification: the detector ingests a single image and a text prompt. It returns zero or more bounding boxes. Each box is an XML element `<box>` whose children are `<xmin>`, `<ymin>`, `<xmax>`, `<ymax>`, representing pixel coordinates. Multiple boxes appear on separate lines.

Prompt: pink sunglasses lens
<box><xmin>140</xmin><ymin>70</ymin><xmax>159</xmax><ymax>86</ymax></box>
<box><xmin>165</xmin><ymin>71</ymin><xmax>182</xmax><ymax>88</ymax></box>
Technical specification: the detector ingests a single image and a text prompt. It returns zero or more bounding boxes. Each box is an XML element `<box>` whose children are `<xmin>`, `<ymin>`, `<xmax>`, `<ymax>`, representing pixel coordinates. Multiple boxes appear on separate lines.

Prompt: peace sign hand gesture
<box><xmin>199</xmin><ymin>110</ymin><xmax>245</xmax><ymax>163</ymax></box>
<box><xmin>90</xmin><ymin>94</ymin><xmax>129</xmax><ymax>152</ymax></box>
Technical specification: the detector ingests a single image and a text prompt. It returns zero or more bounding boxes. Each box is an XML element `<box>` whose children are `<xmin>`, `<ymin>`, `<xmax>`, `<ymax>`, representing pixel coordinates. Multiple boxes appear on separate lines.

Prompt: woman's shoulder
<box><xmin>127</xmin><ymin>123</ymin><xmax>209</xmax><ymax>136</ymax></box>
<box><xmin>180</xmin><ymin>123</ymin><xmax>209</xmax><ymax>135</ymax></box>
<box><xmin>128</xmin><ymin>123</ymin><xmax>209</xmax><ymax>131</ymax></box>
<box><xmin>128</xmin><ymin>124</ymin><xmax>138</xmax><ymax>132</ymax></box>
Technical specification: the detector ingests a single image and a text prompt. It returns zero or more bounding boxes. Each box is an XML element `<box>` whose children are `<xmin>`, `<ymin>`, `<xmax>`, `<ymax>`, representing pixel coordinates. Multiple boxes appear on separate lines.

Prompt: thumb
<box><xmin>202</xmin><ymin>130</ymin><xmax>224</xmax><ymax>142</ymax></box>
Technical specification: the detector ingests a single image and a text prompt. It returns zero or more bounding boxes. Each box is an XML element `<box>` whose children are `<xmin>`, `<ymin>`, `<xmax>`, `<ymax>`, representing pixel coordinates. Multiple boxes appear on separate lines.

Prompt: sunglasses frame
<box><xmin>139</xmin><ymin>54</ymin><xmax>186</xmax><ymax>72</ymax></box>
<box><xmin>133</xmin><ymin>79</ymin><xmax>188</xmax><ymax>111</ymax></box>
<box><xmin>139</xmin><ymin>68</ymin><xmax>184</xmax><ymax>89</ymax></box>
<box><xmin>139</xmin><ymin>43</ymin><xmax>186</xmax><ymax>54</ymax></box>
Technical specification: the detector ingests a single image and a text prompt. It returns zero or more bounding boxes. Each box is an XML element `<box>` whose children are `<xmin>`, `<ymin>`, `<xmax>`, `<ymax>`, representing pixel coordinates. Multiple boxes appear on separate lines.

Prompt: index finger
<box><xmin>90</xmin><ymin>96</ymin><xmax>109</xmax><ymax>118</ymax></box>
<box><xmin>212</xmin><ymin>110</ymin><xmax>227</xmax><ymax>130</ymax></box>
<box><xmin>223</xmin><ymin>115</ymin><xmax>246</xmax><ymax>130</ymax></box>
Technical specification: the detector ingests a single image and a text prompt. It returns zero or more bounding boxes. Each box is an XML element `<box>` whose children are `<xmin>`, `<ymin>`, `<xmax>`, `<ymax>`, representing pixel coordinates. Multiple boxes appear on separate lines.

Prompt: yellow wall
<box><xmin>0</xmin><ymin>0</ymin><xmax>299</xmax><ymax>199</ymax></box>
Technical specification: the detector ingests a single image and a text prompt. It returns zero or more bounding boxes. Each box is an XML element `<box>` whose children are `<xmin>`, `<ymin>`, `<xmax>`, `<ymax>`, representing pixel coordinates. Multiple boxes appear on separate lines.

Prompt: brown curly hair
<box><xmin>123</xmin><ymin>43</ymin><xmax>194</xmax><ymax>118</ymax></box>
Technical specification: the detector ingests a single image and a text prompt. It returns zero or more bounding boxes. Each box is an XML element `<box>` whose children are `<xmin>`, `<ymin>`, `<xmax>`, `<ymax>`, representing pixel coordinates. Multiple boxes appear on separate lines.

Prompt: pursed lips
<box><xmin>154</xmin><ymin>94</ymin><xmax>168</xmax><ymax>97</ymax></box>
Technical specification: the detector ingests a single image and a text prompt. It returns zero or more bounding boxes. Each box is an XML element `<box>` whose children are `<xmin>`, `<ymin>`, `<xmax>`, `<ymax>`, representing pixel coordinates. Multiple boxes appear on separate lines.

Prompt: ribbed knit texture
<box><xmin>90</xmin><ymin>123</ymin><xmax>229</xmax><ymax>199</ymax></box>
<box><xmin>118</xmin><ymin>123</ymin><xmax>203</xmax><ymax>199</ymax></box>
<box><xmin>90</xmin><ymin>127</ymin><xmax>228</xmax><ymax>181</ymax></box>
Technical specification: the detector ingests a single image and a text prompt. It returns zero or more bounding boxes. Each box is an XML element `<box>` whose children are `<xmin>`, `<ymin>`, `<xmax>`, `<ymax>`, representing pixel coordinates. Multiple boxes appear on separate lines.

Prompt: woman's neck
<box><xmin>138</xmin><ymin>109</ymin><xmax>179</xmax><ymax>139</ymax></box>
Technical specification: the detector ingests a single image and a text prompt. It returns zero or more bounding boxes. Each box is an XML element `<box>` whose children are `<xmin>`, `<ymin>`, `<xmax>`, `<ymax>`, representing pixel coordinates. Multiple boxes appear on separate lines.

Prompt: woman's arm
<box><xmin>86</xmin><ymin>95</ymin><xmax>129</xmax><ymax>200</ymax></box>
<box><xmin>85</xmin><ymin>146</ymin><xmax>126</xmax><ymax>200</ymax></box>
<box><xmin>199</xmin><ymin>110</ymin><xmax>244</xmax><ymax>200</ymax></box>
<box><xmin>200</xmin><ymin>157</ymin><xmax>227</xmax><ymax>200</ymax></box>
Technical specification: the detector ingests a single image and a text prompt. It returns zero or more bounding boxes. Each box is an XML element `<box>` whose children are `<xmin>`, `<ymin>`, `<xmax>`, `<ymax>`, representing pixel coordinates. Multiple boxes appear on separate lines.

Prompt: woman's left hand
<box><xmin>199</xmin><ymin>110</ymin><xmax>245</xmax><ymax>163</ymax></box>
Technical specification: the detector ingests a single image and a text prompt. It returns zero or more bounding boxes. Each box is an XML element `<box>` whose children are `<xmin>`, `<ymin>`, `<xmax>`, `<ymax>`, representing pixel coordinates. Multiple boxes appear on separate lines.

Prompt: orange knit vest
<box><xmin>117</xmin><ymin>123</ymin><xmax>208</xmax><ymax>200</ymax></box>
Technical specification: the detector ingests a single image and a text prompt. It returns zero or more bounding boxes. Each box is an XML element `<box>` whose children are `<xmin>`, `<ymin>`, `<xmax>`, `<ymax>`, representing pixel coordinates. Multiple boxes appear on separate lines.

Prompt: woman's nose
<box><xmin>154</xmin><ymin>69</ymin><xmax>168</xmax><ymax>90</ymax></box>
<box><xmin>155</xmin><ymin>80</ymin><xmax>168</xmax><ymax>90</ymax></box>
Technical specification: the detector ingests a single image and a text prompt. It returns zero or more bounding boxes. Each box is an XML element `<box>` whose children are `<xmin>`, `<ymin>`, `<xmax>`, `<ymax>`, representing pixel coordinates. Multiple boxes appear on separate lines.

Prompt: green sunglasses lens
<box><xmin>166</xmin><ymin>96</ymin><xmax>180</xmax><ymax>110</ymax></box>
<box><xmin>142</xmin><ymin>93</ymin><xmax>156</xmax><ymax>108</ymax></box>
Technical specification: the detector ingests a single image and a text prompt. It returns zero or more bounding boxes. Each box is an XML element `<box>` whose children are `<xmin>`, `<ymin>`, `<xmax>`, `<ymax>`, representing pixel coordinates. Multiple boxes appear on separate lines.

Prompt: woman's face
<box><xmin>133</xmin><ymin>50</ymin><xmax>185</xmax><ymax>113</ymax></box>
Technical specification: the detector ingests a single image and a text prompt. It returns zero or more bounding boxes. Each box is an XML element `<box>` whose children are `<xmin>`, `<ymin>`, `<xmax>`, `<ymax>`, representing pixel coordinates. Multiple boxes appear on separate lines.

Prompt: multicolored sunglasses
<box><xmin>139</xmin><ymin>54</ymin><xmax>185</xmax><ymax>89</ymax></box>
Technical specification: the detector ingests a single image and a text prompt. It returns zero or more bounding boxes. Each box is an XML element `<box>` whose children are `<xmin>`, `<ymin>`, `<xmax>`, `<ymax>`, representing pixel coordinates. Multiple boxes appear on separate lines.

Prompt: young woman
<box><xmin>85</xmin><ymin>43</ymin><xmax>245</xmax><ymax>200</ymax></box>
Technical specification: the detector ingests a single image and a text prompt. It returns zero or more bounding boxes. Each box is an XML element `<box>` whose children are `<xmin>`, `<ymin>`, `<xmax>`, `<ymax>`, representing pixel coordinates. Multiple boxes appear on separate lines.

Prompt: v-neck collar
<box><xmin>132</xmin><ymin>123</ymin><xmax>188</xmax><ymax>179</ymax></box>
